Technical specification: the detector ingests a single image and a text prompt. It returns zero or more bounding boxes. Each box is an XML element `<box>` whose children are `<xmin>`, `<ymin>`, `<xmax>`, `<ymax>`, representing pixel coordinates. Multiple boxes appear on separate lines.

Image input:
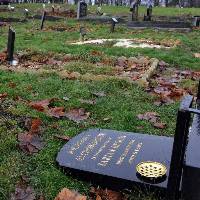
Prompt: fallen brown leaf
<box><xmin>153</xmin><ymin>122</ymin><xmax>166</xmax><ymax>129</ymax></box>
<box><xmin>0</xmin><ymin>92</ymin><xmax>8</xmax><ymax>99</ymax></box>
<box><xmin>10</xmin><ymin>178</ymin><xmax>36</xmax><ymax>200</ymax></box>
<box><xmin>54</xmin><ymin>134</ymin><xmax>71</xmax><ymax>141</ymax></box>
<box><xmin>18</xmin><ymin>133</ymin><xmax>44</xmax><ymax>154</ymax></box>
<box><xmin>65</xmin><ymin>108</ymin><xmax>90</xmax><ymax>123</ymax></box>
<box><xmin>54</xmin><ymin>188</ymin><xmax>87</xmax><ymax>200</ymax></box>
<box><xmin>90</xmin><ymin>187</ymin><xmax>124</xmax><ymax>200</ymax></box>
<box><xmin>29</xmin><ymin>99</ymin><xmax>52</xmax><ymax>112</ymax></box>
<box><xmin>47</xmin><ymin>107</ymin><xmax>66</xmax><ymax>118</ymax></box>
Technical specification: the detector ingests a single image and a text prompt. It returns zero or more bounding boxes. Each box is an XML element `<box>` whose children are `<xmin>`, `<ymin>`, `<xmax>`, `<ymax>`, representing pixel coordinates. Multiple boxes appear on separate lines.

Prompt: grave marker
<box><xmin>40</xmin><ymin>11</ymin><xmax>46</xmax><ymax>30</ymax></box>
<box><xmin>7</xmin><ymin>27</ymin><xmax>15</xmax><ymax>63</ymax></box>
<box><xmin>110</xmin><ymin>17</ymin><xmax>118</xmax><ymax>33</ymax></box>
<box><xmin>80</xmin><ymin>26</ymin><xmax>87</xmax><ymax>41</ymax></box>
<box><xmin>77</xmin><ymin>1</ymin><xmax>87</xmax><ymax>19</ymax></box>
<box><xmin>144</xmin><ymin>5</ymin><xmax>152</xmax><ymax>21</ymax></box>
<box><xmin>57</xmin><ymin>81</ymin><xmax>200</xmax><ymax>200</ymax></box>
<box><xmin>130</xmin><ymin>0</ymin><xmax>139</xmax><ymax>21</ymax></box>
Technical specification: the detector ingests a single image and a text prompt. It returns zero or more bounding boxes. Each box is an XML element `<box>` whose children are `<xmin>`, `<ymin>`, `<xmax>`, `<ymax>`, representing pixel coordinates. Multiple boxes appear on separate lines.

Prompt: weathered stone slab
<box><xmin>56</xmin><ymin>129</ymin><xmax>173</xmax><ymax>189</ymax></box>
<box><xmin>127</xmin><ymin>21</ymin><xmax>192</xmax><ymax>31</ymax></box>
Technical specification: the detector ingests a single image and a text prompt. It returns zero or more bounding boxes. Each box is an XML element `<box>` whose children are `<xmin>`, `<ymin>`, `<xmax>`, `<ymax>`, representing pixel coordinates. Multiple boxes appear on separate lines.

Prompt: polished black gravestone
<box><xmin>110</xmin><ymin>18</ymin><xmax>118</xmax><ymax>33</ymax></box>
<box><xmin>40</xmin><ymin>11</ymin><xmax>46</xmax><ymax>30</ymax></box>
<box><xmin>77</xmin><ymin>1</ymin><xmax>87</xmax><ymax>19</ymax></box>
<box><xmin>130</xmin><ymin>1</ymin><xmax>139</xmax><ymax>21</ymax></box>
<box><xmin>57</xmin><ymin>92</ymin><xmax>200</xmax><ymax>200</ymax></box>
<box><xmin>57</xmin><ymin>128</ymin><xmax>173</xmax><ymax>189</ymax></box>
<box><xmin>7</xmin><ymin>27</ymin><xmax>15</xmax><ymax>63</ymax></box>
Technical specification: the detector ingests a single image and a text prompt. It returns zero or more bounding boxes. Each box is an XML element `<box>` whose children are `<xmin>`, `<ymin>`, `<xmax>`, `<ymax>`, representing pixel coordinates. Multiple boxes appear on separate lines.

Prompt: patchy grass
<box><xmin>0</xmin><ymin>4</ymin><xmax>200</xmax><ymax>200</ymax></box>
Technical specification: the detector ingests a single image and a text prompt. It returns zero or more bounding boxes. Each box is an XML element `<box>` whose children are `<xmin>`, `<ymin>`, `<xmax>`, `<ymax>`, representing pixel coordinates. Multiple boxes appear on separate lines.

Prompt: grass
<box><xmin>0</xmin><ymin>4</ymin><xmax>200</xmax><ymax>200</ymax></box>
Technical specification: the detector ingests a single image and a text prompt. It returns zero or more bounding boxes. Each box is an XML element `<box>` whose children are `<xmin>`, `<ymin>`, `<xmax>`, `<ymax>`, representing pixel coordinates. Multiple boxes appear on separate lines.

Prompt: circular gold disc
<box><xmin>136</xmin><ymin>161</ymin><xmax>167</xmax><ymax>179</ymax></box>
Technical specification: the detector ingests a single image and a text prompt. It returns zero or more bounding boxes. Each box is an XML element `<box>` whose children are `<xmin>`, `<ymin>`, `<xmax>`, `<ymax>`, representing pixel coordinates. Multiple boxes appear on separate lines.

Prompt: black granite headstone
<box><xmin>130</xmin><ymin>1</ymin><xmax>138</xmax><ymax>21</ymax></box>
<box><xmin>7</xmin><ymin>27</ymin><xmax>15</xmax><ymax>63</ymax></box>
<box><xmin>144</xmin><ymin>5</ymin><xmax>152</xmax><ymax>21</ymax></box>
<box><xmin>110</xmin><ymin>18</ymin><xmax>118</xmax><ymax>33</ymax></box>
<box><xmin>57</xmin><ymin>92</ymin><xmax>200</xmax><ymax>200</ymax></box>
<box><xmin>77</xmin><ymin>1</ymin><xmax>87</xmax><ymax>19</ymax></box>
<box><xmin>80</xmin><ymin>26</ymin><xmax>87</xmax><ymax>41</ymax></box>
<box><xmin>40</xmin><ymin>11</ymin><xmax>46</xmax><ymax>30</ymax></box>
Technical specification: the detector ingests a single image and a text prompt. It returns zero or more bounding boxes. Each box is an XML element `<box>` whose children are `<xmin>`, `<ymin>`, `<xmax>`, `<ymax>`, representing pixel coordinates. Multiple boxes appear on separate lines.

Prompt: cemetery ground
<box><xmin>0</xmin><ymin>3</ymin><xmax>200</xmax><ymax>200</ymax></box>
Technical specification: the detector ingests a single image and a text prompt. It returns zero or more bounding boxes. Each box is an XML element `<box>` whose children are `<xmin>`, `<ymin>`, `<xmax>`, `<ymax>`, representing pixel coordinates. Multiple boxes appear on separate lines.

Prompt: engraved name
<box><xmin>91</xmin><ymin>137</ymin><xmax>112</xmax><ymax>160</ymax></box>
<box><xmin>129</xmin><ymin>142</ymin><xmax>143</xmax><ymax>164</ymax></box>
<box><xmin>68</xmin><ymin>135</ymin><xmax>90</xmax><ymax>155</ymax></box>
<box><xmin>76</xmin><ymin>133</ymin><xmax>105</xmax><ymax>161</ymax></box>
<box><xmin>116</xmin><ymin>139</ymin><xmax>135</xmax><ymax>165</ymax></box>
<box><xmin>98</xmin><ymin>135</ymin><xmax>126</xmax><ymax>167</ymax></box>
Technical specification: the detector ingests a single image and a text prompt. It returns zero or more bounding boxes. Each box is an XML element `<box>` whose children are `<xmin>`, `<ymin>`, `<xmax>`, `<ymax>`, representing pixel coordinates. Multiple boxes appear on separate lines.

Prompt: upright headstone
<box><xmin>144</xmin><ymin>5</ymin><xmax>152</xmax><ymax>21</ymax></box>
<box><xmin>80</xmin><ymin>26</ymin><xmax>87</xmax><ymax>41</ymax></box>
<box><xmin>40</xmin><ymin>11</ymin><xmax>46</xmax><ymax>30</ymax></box>
<box><xmin>7</xmin><ymin>27</ymin><xmax>15</xmax><ymax>63</ymax></box>
<box><xmin>130</xmin><ymin>0</ymin><xmax>138</xmax><ymax>21</ymax></box>
<box><xmin>193</xmin><ymin>16</ymin><xmax>200</xmax><ymax>27</ymax></box>
<box><xmin>110</xmin><ymin>18</ymin><xmax>118</xmax><ymax>33</ymax></box>
<box><xmin>77</xmin><ymin>1</ymin><xmax>87</xmax><ymax>19</ymax></box>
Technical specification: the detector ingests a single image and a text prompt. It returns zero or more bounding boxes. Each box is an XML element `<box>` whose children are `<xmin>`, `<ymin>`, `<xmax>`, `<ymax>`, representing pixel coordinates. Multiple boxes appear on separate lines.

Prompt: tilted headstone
<box><xmin>77</xmin><ymin>1</ymin><xmax>87</xmax><ymax>19</ymax></box>
<box><xmin>7</xmin><ymin>27</ymin><xmax>15</xmax><ymax>63</ymax></box>
<box><xmin>40</xmin><ymin>11</ymin><xmax>46</xmax><ymax>30</ymax></box>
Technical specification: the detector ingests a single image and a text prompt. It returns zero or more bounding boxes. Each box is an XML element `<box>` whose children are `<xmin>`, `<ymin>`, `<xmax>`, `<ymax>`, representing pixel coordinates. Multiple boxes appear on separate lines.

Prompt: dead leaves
<box><xmin>18</xmin><ymin>118</ymin><xmax>44</xmax><ymax>154</ymax></box>
<box><xmin>90</xmin><ymin>187</ymin><xmax>125</xmax><ymax>200</ymax></box>
<box><xmin>29</xmin><ymin>98</ymin><xmax>54</xmax><ymax>112</ymax></box>
<box><xmin>54</xmin><ymin>188</ymin><xmax>86</xmax><ymax>200</ymax></box>
<box><xmin>11</xmin><ymin>177</ymin><xmax>36</xmax><ymax>200</ymax></box>
<box><xmin>65</xmin><ymin>108</ymin><xmax>90</xmax><ymax>123</ymax></box>
<box><xmin>0</xmin><ymin>92</ymin><xmax>8</xmax><ymax>99</ymax></box>
<box><xmin>0</xmin><ymin>51</ymin><xmax>7</xmax><ymax>62</ymax></box>
<box><xmin>29</xmin><ymin>98</ymin><xmax>90</xmax><ymax>122</ymax></box>
<box><xmin>137</xmin><ymin>112</ymin><xmax>166</xmax><ymax>129</ymax></box>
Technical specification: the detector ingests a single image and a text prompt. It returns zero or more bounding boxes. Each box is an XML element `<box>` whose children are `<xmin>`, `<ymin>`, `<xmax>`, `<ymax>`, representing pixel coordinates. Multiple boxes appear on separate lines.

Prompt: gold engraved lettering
<box><xmin>116</xmin><ymin>140</ymin><xmax>135</xmax><ymax>165</ymax></box>
<box><xmin>129</xmin><ymin>142</ymin><xmax>143</xmax><ymax>164</ymax></box>
<box><xmin>68</xmin><ymin>135</ymin><xmax>90</xmax><ymax>155</ymax></box>
<box><xmin>91</xmin><ymin>137</ymin><xmax>112</xmax><ymax>160</ymax></box>
<box><xmin>76</xmin><ymin>133</ymin><xmax>105</xmax><ymax>161</ymax></box>
<box><xmin>98</xmin><ymin>135</ymin><xmax>126</xmax><ymax>167</ymax></box>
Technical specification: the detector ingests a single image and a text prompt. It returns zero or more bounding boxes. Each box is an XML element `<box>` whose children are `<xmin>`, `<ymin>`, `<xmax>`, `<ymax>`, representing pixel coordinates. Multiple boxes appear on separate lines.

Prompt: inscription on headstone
<box><xmin>57</xmin><ymin>129</ymin><xmax>173</xmax><ymax>188</ymax></box>
<box><xmin>7</xmin><ymin>27</ymin><xmax>15</xmax><ymax>63</ymax></box>
<box><xmin>77</xmin><ymin>1</ymin><xmax>87</xmax><ymax>19</ymax></box>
